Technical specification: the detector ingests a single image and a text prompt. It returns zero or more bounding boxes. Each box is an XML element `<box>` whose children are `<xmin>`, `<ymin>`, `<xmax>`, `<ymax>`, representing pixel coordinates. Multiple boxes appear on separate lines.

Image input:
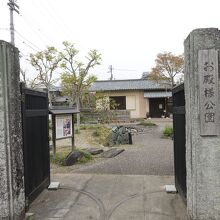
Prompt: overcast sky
<box><xmin>0</xmin><ymin>0</ymin><xmax>220</xmax><ymax>81</ymax></box>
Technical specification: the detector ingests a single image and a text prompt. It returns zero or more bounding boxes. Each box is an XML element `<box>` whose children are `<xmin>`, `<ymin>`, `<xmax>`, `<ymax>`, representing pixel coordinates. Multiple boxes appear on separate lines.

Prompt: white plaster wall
<box><xmin>145</xmin><ymin>98</ymin><xmax>149</xmax><ymax>114</ymax></box>
<box><xmin>103</xmin><ymin>90</ymin><xmax>146</xmax><ymax>118</ymax></box>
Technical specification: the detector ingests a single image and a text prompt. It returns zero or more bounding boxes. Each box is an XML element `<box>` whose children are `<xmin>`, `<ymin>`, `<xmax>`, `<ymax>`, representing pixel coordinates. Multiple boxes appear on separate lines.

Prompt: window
<box><xmin>110</xmin><ymin>96</ymin><xmax>126</xmax><ymax>110</ymax></box>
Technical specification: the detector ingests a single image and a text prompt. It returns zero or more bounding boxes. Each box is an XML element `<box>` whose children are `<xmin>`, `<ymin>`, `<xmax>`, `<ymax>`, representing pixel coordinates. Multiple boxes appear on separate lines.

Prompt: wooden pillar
<box><xmin>71</xmin><ymin>113</ymin><xmax>75</xmax><ymax>151</ymax></box>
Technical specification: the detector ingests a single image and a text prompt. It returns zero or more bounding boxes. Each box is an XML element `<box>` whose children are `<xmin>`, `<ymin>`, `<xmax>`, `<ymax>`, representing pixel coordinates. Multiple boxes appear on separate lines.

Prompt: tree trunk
<box><xmin>76</xmin><ymin>96</ymin><xmax>80</xmax><ymax>127</ymax></box>
<box><xmin>171</xmin><ymin>77</ymin><xmax>174</xmax><ymax>89</ymax></box>
<box><xmin>48</xmin><ymin>91</ymin><xmax>52</xmax><ymax>107</ymax></box>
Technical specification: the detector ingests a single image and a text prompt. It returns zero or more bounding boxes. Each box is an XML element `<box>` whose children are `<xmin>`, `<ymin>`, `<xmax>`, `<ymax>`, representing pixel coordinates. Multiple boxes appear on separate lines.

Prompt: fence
<box><xmin>172</xmin><ymin>83</ymin><xmax>186</xmax><ymax>202</ymax></box>
<box><xmin>21</xmin><ymin>84</ymin><xmax>50</xmax><ymax>206</ymax></box>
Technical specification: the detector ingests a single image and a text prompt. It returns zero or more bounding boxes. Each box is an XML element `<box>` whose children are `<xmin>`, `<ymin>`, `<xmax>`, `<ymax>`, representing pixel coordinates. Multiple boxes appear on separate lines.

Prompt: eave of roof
<box><xmin>49</xmin><ymin>107</ymin><xmax>79</xmax><ymax>115</ymax></box>
<box><xmin>144</xmin><ymin>91</ymin><xmax>172</xmax><ymax>98</ymax></box>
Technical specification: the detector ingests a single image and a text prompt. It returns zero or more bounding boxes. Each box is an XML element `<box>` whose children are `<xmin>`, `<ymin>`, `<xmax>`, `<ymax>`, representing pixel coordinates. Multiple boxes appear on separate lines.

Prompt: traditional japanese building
<box><xmin>89</xmin><ymin>79</ymin><xmax>172</xmax><ymax>118</ymax></box>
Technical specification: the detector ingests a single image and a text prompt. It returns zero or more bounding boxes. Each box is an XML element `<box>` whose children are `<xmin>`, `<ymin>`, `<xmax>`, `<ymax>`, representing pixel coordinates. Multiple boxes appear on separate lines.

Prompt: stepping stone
<box><xmin>87</xmin><ymin>148</ymin><xmax>104</xmax><ymax>155</ymax></box>
<box><xmin>62</xmin><ymin>151</ymin><xmax>83</xmax><ymax>166</ymax></box>
<box><xmin>101</xmin><ymin>148</ymin><xmax>125</xmax><ymax>158</ymax></box>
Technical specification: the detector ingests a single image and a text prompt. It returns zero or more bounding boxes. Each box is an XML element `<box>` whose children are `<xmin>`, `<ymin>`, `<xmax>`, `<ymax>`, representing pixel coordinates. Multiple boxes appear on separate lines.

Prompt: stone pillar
<box><xmin>184</xmin><ymin>28</ymin><xmax>220</xmax><ymax>219</ymax></box>
<box><xmin>0</xmin><ymin>41</ymin><xmax>25</xmax><ymax>219</ymax></box>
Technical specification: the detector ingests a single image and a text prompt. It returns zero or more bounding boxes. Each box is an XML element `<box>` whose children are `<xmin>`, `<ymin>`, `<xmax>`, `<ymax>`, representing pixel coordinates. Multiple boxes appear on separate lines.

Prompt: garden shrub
<box><xmin>92</xmin><ymin>126</ymin><xmax>111</xmax><ymax>145</ymax></box>
<box><xmin>163</xmin><ymin>126</ymin><xmax>173</xmax><ymax>137</ymax></box>
<box><xmin>76</xmin><ymin>149</ymin><xmax>93</xmax><ymax>164</ymax></box>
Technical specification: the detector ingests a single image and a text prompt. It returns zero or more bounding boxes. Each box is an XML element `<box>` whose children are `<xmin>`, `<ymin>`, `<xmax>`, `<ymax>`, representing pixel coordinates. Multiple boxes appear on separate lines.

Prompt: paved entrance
<box><xmin>29</xmin><ymin>174</ymin><xmax>187</xmax><ymax>220</ymax></box>
<box><xmin>28</xmin><ymin>119</ymin><xmax>187</xmax><ymax>219</ymax></box>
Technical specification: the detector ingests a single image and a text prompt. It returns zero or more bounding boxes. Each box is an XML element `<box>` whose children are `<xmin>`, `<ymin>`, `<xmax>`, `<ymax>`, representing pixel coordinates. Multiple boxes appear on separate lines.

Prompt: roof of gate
<box><xmin>49</xmin><ymin>107</ymin><xmax>79</xmax><ymax>115</ymax></box>
<box><xmin>89</xmin><ymin>79</ymin><xmax>170</xmax><ymax>91</ymax></box>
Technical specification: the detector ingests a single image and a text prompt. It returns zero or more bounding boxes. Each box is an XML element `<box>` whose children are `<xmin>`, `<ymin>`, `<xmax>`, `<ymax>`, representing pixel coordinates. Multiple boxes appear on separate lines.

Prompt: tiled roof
<box><xmin>89</xmin><ymin>79</ymin><xmax>170</xmax><ymax>91</ymax></box>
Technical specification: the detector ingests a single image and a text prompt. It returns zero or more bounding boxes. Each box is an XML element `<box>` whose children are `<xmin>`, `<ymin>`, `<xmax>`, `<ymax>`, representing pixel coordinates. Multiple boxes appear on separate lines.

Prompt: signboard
<box><xmin>56</xmin><ymin>115</ymin><xmax>72</xmax><ymax>139</ymax></box>
<box><xmin>198</xmin><ymin>49</ymin><xmax>219</xmax><ymax>136</ymax></box>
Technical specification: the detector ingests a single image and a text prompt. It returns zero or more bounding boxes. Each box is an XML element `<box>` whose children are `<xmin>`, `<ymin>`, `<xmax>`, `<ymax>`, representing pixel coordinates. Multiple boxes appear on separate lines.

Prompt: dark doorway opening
<box><xmin>110</xmin><ymin>96</ymin><xmax>126</xmax><ymax>110</ymax></box>
<box><xmin>173</xmin><ymin>84</ymin><xmax>186</xmax><ymax>202</ymax></box>
<box><xmin>149</xmin><ymin>98</ymin><xmax>165</xmax><ymax>118</ymax></box>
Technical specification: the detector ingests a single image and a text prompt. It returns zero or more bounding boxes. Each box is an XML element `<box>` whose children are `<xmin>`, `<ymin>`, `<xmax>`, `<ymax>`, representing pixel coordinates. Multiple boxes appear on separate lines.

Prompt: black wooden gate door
<box><xmin>172</xmin><ymin>84</ymin><xmax>186</xmax><ymax>202</ymax></box>
<box><xmin>21</xmin><ymin>84</ymin><xmax>50</xmax><ymax>206</ymax></box>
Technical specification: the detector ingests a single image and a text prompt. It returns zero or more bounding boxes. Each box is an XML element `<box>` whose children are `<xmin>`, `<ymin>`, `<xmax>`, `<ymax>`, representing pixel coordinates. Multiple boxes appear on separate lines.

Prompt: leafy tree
<box><xmin>30</xmin><ymin>46</ymin><xmax>62</xmax><ymax>105</ymax></box>
<box><xmin>60</xmin><ymin>41</ymin><xmax>101</xmax><ymax>127</ymax></box>
<box><xmin>147</xmin><ymin>52</ymin><xmax>184</xmax><ymax>88</ymax></box>
<box><xmin>27</xmin><ymin>77</ymin><xmax>40</xmax><ymax>89</ymax></box>
<box><xmin>95</xmin><ymin>92</ymin><xmax>118</xmax><ymax>123</ymax></box>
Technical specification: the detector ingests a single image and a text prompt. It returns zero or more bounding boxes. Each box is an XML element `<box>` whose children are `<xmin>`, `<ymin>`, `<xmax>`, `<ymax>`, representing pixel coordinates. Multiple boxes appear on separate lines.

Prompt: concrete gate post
<box><xmin>184</xmin><ymin>28</ymin><xmax>220</xmax><ymax>219</ymax></box>
<box><xmin>0</xmin><ymin>41</ymin><xmax>25</xmax><ymax>219</ymax></box>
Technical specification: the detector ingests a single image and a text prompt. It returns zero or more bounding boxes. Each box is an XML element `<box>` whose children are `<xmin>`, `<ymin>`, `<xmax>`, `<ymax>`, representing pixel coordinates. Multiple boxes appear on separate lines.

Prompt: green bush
<box><xmin>50</xmin><ymin>150</ymin><xmax>69</xmax><ymax>165</ymax></box>
<box><xmin>163</xmin><ymin>126</ymin><xmax>173</xmax><ymax>137</ymax></box>
<box><xmin>92</xmin><ymin>126</ymin><xmax>111</xmax><ymax>145</ymax></box>
<box><xmin>76</xmin><ymin>149</ymin><xmax>93</xmax><ymax>164</ymax></box>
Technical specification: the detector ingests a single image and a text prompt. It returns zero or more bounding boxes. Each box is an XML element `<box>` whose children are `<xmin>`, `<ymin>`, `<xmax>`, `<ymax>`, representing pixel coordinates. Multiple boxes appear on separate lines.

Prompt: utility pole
<box><xmin>108</xmin><ymin>65</ymin><xmax>113</xmax><ymax>80</ymax></box>
<box><xmin>7</xmin><ymin>0</ymin><xmax>19</xmax><ymax>46</ymax></box>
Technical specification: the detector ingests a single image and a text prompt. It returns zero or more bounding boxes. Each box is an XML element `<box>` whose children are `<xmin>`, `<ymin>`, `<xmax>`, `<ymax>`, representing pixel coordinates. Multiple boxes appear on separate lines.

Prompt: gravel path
<box><xmin>74</xmin><ymin>120</ymin><xmax>174</xmax><ymax>175</ymax></box>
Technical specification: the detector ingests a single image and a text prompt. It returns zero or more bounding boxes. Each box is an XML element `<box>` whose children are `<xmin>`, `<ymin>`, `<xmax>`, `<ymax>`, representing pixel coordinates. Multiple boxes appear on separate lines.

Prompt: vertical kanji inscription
<box><xmin>199</xmin><ymin>49</ymin><xmax>219</xmax><ymax>136</ymax></box>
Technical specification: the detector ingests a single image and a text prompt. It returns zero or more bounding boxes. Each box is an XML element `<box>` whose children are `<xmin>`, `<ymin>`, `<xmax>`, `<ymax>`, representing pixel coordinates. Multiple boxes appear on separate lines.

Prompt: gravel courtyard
<box><xmin>73</xmin><ymin>119</ymin><xmax>174</xmax><ymax>175</ymax></box>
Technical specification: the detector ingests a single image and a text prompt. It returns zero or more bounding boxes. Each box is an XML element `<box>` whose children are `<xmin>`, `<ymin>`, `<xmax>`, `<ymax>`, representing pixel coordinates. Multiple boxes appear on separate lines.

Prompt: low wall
<box><xmin>81</xmin><ymin>109</ymin><xmax>131</xmax><ymax>123</ymax></box>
